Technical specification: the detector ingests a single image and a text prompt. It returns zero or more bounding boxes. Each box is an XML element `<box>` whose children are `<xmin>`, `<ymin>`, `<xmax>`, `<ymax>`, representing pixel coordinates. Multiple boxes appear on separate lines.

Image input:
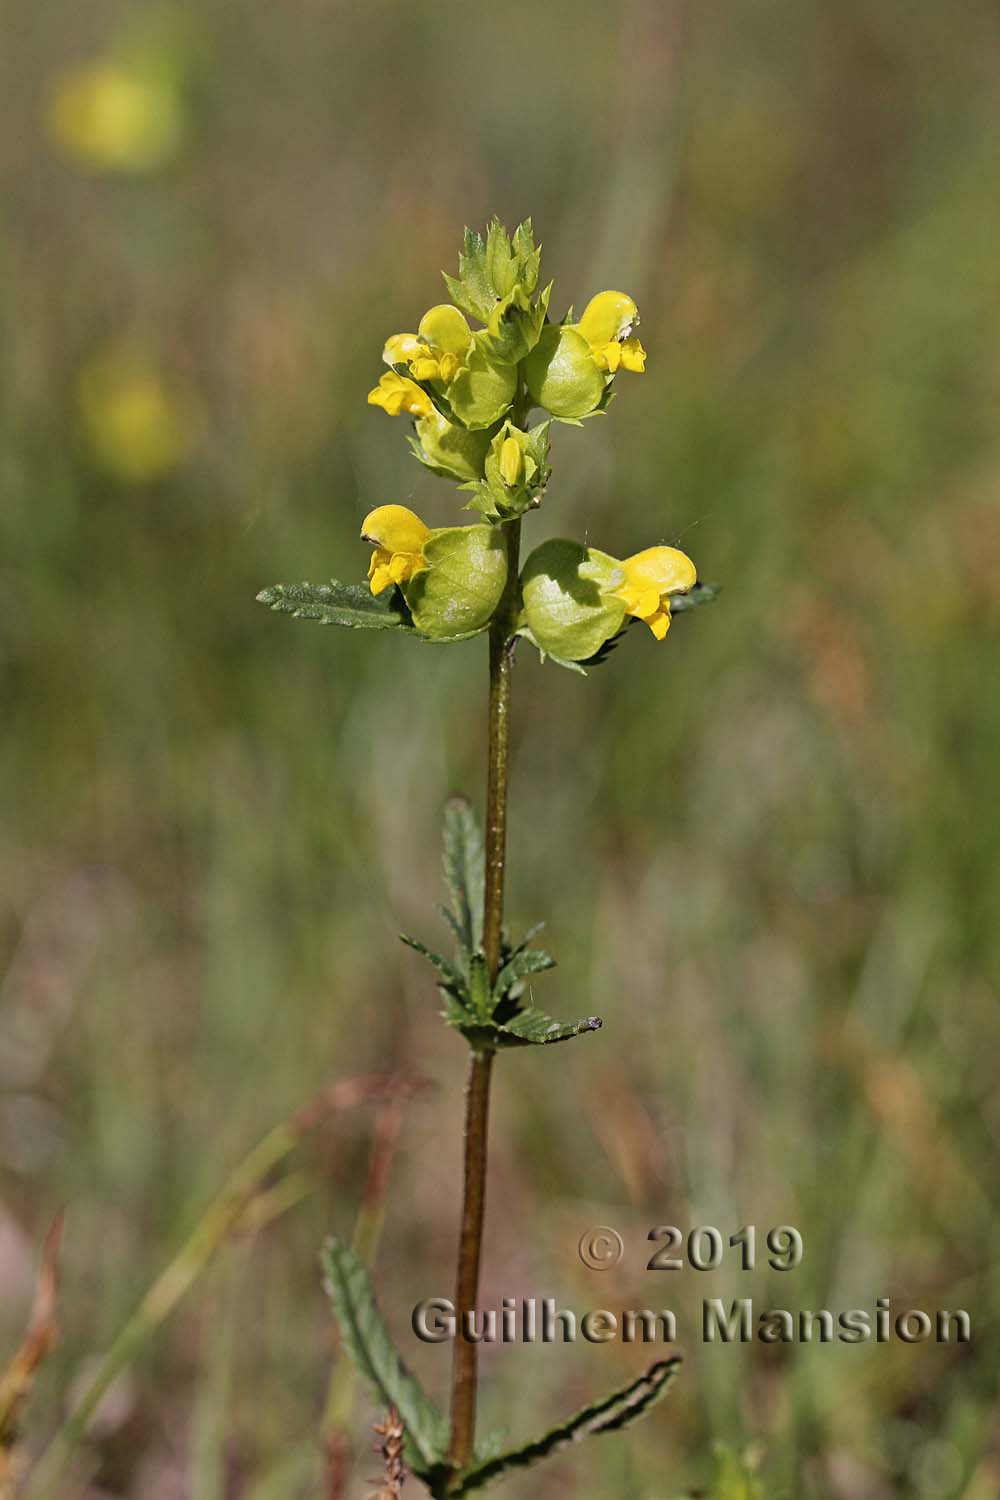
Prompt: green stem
<box><xmin>447</xmin><ymin>517</ymin><xmax>522</xmax><ymax>1480</ymax></box>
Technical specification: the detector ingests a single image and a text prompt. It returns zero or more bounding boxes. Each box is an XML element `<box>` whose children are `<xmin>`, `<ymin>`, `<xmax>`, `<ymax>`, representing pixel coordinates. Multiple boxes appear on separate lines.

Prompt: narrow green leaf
<box><xmin>399</xmin><ymin>935</ymin><xmax>467</xmax><ymax>998</ymax></box>
<box><xmin>493</xmin><ymin>947</ymin><xmax>556</xmax><ymax>1001</ymax></box>
<box><xmin>256</xmin><ymin>581</ymin><xmax>410</xmax><ymax>630</ymax></box>
<box><xmin>453</xmin><ymin>1358</ymin><xmax>681</xmax><ymax>1495</ymax></box>
<box><xmin>436</xmin><ymin>904</ymin><xmax>469</xmax><ymax>960</ymax></box>
<box><xmin>442</xmin><ymin>798</ymin><xmax>485</xmax><ymax>953</ymax></box>
<box><xmin>494</xmin><ymin>1008</ymin><xmax>603</xmax><ymax>1047</ymax></box>
<box><xmin>501</xmin><ymin>921</ymin><xmax>546</xmax><ymax>963</ymax></box>
<box><xmin>441</xmin><ymin>991</ymin><xmax>474</xmax><ymax>1030</ymax></box>
<box><xmin>320</xmin><ymin>1238</ymin><xmax>448</xmax><ymax>1473</ymax></box>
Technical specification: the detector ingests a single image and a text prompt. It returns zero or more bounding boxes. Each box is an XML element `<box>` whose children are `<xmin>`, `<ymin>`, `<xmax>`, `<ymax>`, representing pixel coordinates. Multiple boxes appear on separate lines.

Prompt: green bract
<box><xmin>404</xmin><ymin>525</ymin><xmax>509</xmax><ymax>640</ymax></box>
<box><xmin>478</xmin><ymin>281</ymin><xmax>552</xmax><ymax>366</ymax></box>
<box><xmin>518</xmin><ymin>539</ymin><xmax>626</xmax><ymax>662</ymax></box>
<box><xmin>523</xmin><ymin>324</ymin><xmax>607</xmax><ymax>421</ymax></box>
<box><xmin>444</xmin><ymin>218</ymin><xmax>541</xmax><ymax>322</ymax></box>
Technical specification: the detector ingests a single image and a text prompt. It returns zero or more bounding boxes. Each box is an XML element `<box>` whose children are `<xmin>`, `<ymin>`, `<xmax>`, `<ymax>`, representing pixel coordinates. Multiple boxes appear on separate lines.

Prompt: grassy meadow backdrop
<box><xmin>2</xmin><ymin>1</ymin><xmax>999</xmax><ymax>1496</ymax></box>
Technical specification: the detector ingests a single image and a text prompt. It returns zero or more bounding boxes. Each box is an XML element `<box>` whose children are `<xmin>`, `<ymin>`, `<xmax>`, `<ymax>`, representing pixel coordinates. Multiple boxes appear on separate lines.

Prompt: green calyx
<box><xmin>402</xmin><ymin>524</ymin><xmax>509</xmax><ymax>641</ymax></box>
<box><xmin>445</xmin><ymin>335</ymin><xmax>519</xmax><ymax>430</ymax></box>
<box><xmin>523</xmin><ymin>324</ymin><xmax>608</xmax><ymax>421</ymax></box>
<box><xmin>408</xmin><ymin>411</ymin><xmax>492</xmax><ymax>484</ymax></box>
<box><xmin>517</xmin><ymin>538</ymin><xmax>627</xmax><ymax>663</ymax></box>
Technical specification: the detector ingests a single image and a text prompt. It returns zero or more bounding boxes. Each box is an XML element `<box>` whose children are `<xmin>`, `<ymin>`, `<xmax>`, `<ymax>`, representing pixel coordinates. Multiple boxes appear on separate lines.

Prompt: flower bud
<box><xmin>499</xmin><ymin>436</ymin><xmax>523</xmax><ymax>489</ymax></box>
<box><xmin>465</xmin><ymin>421</ymin><xmax>550</xmax><ymax>523</ymax></box>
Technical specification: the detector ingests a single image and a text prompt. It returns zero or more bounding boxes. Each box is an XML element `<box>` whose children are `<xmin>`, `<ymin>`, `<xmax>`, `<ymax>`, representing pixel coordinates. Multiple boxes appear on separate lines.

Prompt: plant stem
<box><xmin>447</xmin><ymin>517</ymin><xmax>522</xmax><ymax>1479</ymax></box>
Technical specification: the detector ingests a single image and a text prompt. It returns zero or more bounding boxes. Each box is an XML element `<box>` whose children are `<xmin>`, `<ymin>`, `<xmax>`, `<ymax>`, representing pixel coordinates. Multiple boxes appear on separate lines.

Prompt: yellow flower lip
<box><xmin>612</xmin><ymin>545</ymin><xmax>697</xmax><ymax>640</ymax></box>
<box><xmin>382</xmin><ymin>333</ymin><xmax>424</xmax><ymax>368</ymax></box>
<box><xmin>360</xmin><ymin>504</ymin><xmax>431</xmax><ymax>554</ymax></box>
<box><xmin>574</xmin><ymin>292</ymin><xmax>646</xmax><ymax>378</ymax></box>
<box><xmin>417</xmin><ymin>304</ymin><xmax>471</xmax><ymax>358</ymax></box>
<box><xmin>367</xmin><ymin>371</ymin><xmax>434</xmax><ymax>419</ymax></box>
<box><xmin>578</xmin><ymin>291</ymin><xmax>639</xmax><ymax>348</ymax></box>
<box><xmin>378</xmin><ymin>306</ymin><xmax>472</xmax><ymax>393</ymax></box>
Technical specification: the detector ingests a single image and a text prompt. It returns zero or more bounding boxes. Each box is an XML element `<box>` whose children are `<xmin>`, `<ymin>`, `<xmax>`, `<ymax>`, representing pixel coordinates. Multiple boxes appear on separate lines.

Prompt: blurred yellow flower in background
<box><xmin>46</xmin><ymin>60</ymin><xmax>185</xmax><ymax>172</ymax></box>
<box><xmin>78</xmin><ymin>346</ymin><xmax>193</xmax><ymax>483</ymax></box>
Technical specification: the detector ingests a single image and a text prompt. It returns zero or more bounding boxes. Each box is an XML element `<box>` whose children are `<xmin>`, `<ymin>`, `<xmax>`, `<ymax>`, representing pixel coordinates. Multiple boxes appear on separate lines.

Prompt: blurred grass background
<box><xmin>3</xmin><ymin>0</ymin><xmax>1000</xmax><ymax>1496</ymax></box>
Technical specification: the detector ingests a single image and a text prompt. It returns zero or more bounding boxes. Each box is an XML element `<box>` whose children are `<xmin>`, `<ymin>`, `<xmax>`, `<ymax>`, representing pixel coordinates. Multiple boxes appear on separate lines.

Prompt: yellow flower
<box><xmin>46</xmin><ymin>61</ymin><xmax>184</xmax><ymax>173</ymax></box>
<box><xmin>78</xmin><ymin>346</ymin><xmax>192</xmax><ymax>482</ymax></box>
<box><xmin>576</xmin><ymin>291</ymin><xmax>647</xmax><ymax>375</ymax></box>
<box><xmin>380</xmin><ymin>305</ymin><xmax>471</xmax><ymax>387</ymax></box>
<box><xmin>361</xmin><ymin>505</ymin><xmax>431</xmax><ymax>595</ymax></box>
<box><xmin>367</xmin><ymin>371</ymin><xmax>434</xmax><ymax>420</ymax></box>
<box><xmin>612</xmin><ymin>546</ymin><xmax>696</xmax><ymax>640</ymax></box>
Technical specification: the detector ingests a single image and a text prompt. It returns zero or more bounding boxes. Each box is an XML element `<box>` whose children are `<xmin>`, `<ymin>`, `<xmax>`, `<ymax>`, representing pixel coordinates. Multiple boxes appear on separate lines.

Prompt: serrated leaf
<box><xmin>484</xmin><ymin>218</ymin><xmax>516</xmax><ymax>300</ymax></box>
<box><xmin>442</xmin><ymin>226</ymin><xmax>495</xmax><ymax>323</ymax></box>
<box><xmin>511</xmin><ymin>219</ymin><xmax>540</xmax><ymax>294</ymax></box>
<box><xmin>494</xmin><ymin>1008</ymin><xmax>603</xmax><ymax>1047</ymax></box>
<box><xmin>399</xmin><ymin>934</ymin><xmax>467</xmax><ymax>999</ymax></box>
<box><xmin>442</xmin><ymin>798</ymin><xmax>485</xmax><ymax>954</ymax></box>
<box><xmin>437</xmin><ymin>903</ymin><xmax>468</xmax><ymax>957</ymax></box>
<box><xmin>442</xmin><ymin>990</ymin><xmax>474</xmax><ymax>1030</ymax></box>
<box><xmin>321</xmin><ymin>1238</ymin><xmax>448</xmax><ymax>1473</ymax></box>
<box><xmin>256</xmin><ymin>581</ymin><xmax>411</xmax><ymax>630</ymax></box>
<box><xmin>493</xmin><ymin>947</ymin><xmax>556</xmax><ymax>1001</ymax></box>
<box><xmin>501</xmin><ymin>921</ymin><xmax>546</xmax><ymax>963</ymax></box>
<box><xmin>453</xmin><ymin>1359</ymin><xmax>681</xmax><ymax>1495</ymax></box>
